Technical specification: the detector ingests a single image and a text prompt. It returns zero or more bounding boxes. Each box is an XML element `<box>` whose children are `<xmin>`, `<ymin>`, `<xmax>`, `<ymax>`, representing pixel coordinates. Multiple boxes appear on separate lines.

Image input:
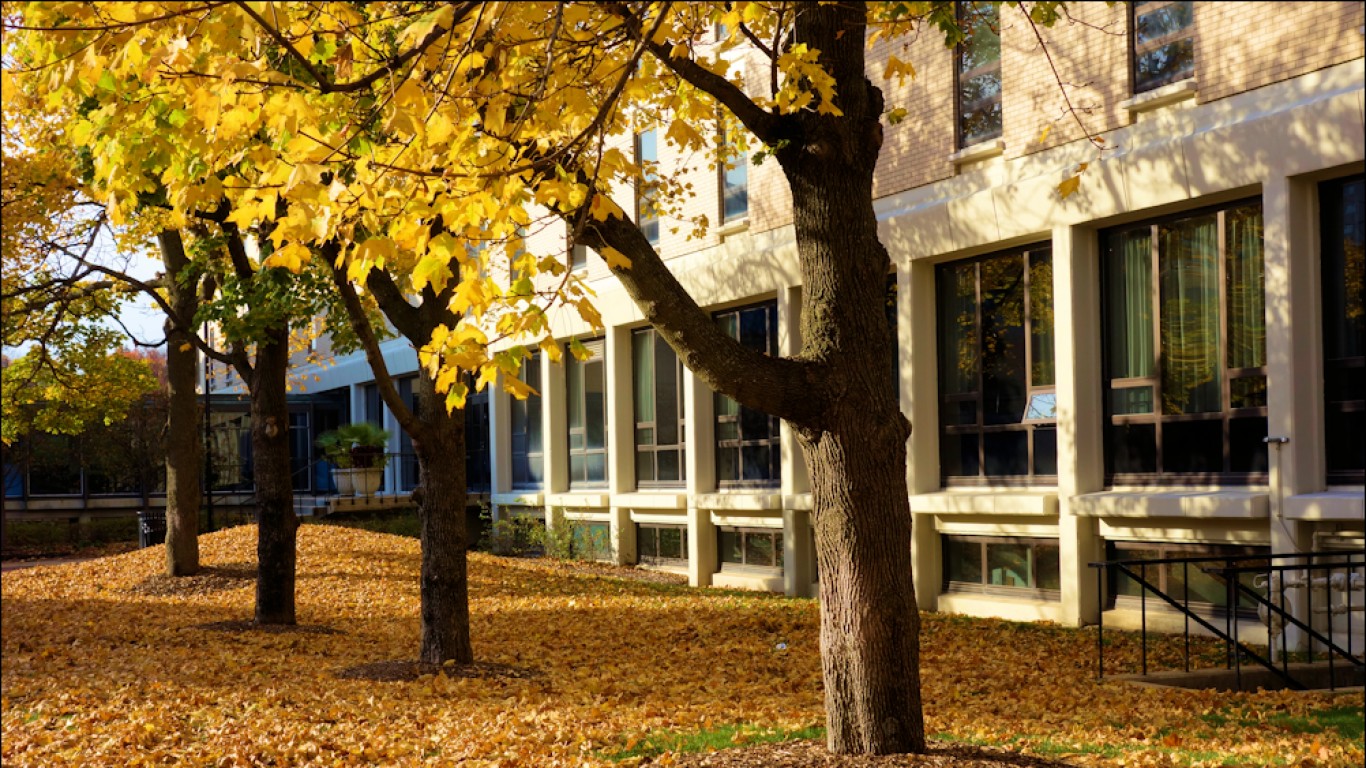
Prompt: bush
<box><xmin>480</xmin><ymin>509</ymin><xmax>611</xmax><ymax>561</ymax></box>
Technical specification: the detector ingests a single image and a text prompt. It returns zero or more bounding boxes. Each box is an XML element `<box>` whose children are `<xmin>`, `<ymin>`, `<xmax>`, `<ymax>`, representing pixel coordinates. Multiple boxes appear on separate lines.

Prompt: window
<box><xmin>397</xmin><ymin>377</ymin><xmax>420</xmax><ymax>492</ymax></box>
<box><xmin>943</xmin><ymin>535</ymin><xmax>1061</xmax><ymax>599</ymax></box>
<box><xmin>1321</xmin><ymin>176</ymin><xmax>1365</xmax><ymax>484</ymax></box>
<box><xmin>1132</xmin><ymin>1</ymin><xmax>1194</xmax><ymax>93</ymax></box>
<box><xmin>714</xmin><ymin>302</ymin><xmax>780</xmax><ymax>486</ymax></box>
<box><xmin>1101</xmin><ymin>201</ymin><xmax>1267</xmax><ymax>482</ymax></box>
<box><xmin>719</xmin><ymin>122</ymin><xmax>748</xmax><ymax>222</ymax></box>
<box><xmin>633</xmin><ymin>328</ymin><xmax>686</xmax><ymax>487</ymax></box>
<box><xmin>1107</xmin><ymin>541</ymin><xmax>1267</xmax><ymax>614</ymax></box>
<box><xmin>568</xmin><ymin>239</ymin><xmax>588</xmax><ymax>272</ymax></box>
<box><xmin>638</xmin><ymin>523</ymin><xmax>688</xmax><ymax>565</ymax></box>
<box><xmin>510</xmin><ymin>353</ymin><xmax>544</xmax><ymax>488</ymax></box>
<box><xmin>937</xmin><ymin>246</ymin><xmax>1056</xmax><ymax>482</ymax></box>
<box><xmin>567</xmin><ymin>338</ymin><xmax>608</xmax><ymax>486</ymax></box>
<box><xmin>465</xmin><ymin>384</ymin><xmax>491</xmax><ymax>492</ymax></box>
<box><xmin>956</xmin><ymin>1</ymin><xmax>1002</xmax><ymax>147</ymax></box>
<box><xmin>719</xmin><ymin>526</ymin><xmax>784</xmax><ymax>571</ymax></box>
<box><xmin>636</xmin><ymin>129</ymin><xmax>661</xmax><ymax>245</ymax></box>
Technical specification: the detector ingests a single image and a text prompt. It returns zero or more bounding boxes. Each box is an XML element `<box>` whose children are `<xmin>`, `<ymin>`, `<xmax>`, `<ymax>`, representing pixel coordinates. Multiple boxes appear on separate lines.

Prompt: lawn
<box><xmin>2</xmin><ymin>525</ymin><xmax>1360</xmax><ymax>767</ymax></box>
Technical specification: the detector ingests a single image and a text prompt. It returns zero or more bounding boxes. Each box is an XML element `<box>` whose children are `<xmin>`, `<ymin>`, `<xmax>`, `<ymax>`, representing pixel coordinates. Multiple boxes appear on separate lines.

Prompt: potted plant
<box><xmin>316</xmin><ymin>422</ymin><xmax>390</xmax><ymax>497</ymax></box>
<box><xmin>315</xmin><ymin>430</ymin><xmax>355</xmax><ymax>496</ymax></box>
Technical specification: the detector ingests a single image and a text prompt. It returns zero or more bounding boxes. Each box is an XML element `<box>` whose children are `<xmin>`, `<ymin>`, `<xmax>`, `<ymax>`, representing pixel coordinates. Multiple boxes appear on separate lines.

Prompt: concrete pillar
<box><xmin>542</xmin><ymin>349</ymin><xmax>568</xmax><ymax>509</ymax></box>
<box><xmin>1053</xmin><ymin>224</ymin><xmax>1107</xmax><ymax>626</ymax></box>
<box><xmin>903</xmin><ymin>259</ymin><xmax>942</xmax><ymax>611</ymax></box>
<box><xmin>684</xmin><ymin>363</ymin><xmax>716</xmax><ymax>587</ymax></box>
<box><xmin>777</xmin><ymin>285</ymin><xmax>813</xmax><ymax>596</ymax></box>
<box><xmin>1263</xmin><ymin>175</ymin><xmax>1323</xmax><ymax>552</ymax></box>
<box><xmin>605</xmin><ymin>325</ymin><xmax>636</xmax><ymax>564</ymax></box>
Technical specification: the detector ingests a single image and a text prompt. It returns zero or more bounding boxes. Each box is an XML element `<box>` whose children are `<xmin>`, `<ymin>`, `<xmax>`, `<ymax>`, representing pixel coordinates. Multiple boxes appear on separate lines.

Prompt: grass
<box><xmin>602</xmin><ymin>724</ymin><xmax>827</xmax><ymax>761</ymax></box>
<box><xmin>1202</xmin><ymin>704</ymin><xmax>1364</xmax><ymax>742</ymax></box>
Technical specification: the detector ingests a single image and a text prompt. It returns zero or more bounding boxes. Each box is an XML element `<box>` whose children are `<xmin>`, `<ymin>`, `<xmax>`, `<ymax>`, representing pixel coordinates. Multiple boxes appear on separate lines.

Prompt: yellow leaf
<box><xmin>1058</xmin><ymin>174</ymin><xmax>1081</xmax><ymax>200</ymax></box>
<box><xmin>601</xmin><ymin>247</ymin><xmax>632</xmax><ymax>270</ymax></box>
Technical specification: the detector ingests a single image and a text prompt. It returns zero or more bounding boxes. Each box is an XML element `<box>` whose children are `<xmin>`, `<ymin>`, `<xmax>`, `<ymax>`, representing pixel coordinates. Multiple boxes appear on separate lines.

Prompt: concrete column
<box><xmin>777</xmin><ymin>285</ymin><xmax>812</xmax><ymax>596</ymax></box>
<box><xmin>684</xmin><ymin>364</ymin><xmax>716</xmax><ymax>587</ymax></box>
<box><xmin>903</xmin><ymin>259</ymin><xmax>942</xmax><ymax>611</ymax></box>
<box><xmin>1263</xmin><ymin>174</ymin><xmax>1323</xmax><ymax>652</ymax></box>
<box><xmin>605</xmin><ymin>325</ymin><xmax>636</xmax><ymax>564</ymax></box>
<box><xmin>1263</xmin><ymin>175</ymin><xmax>1323</xmax><ymax>553</ymax></box>
<box><xmin>1054</xmin><ymin>224</ymin><xmax>1106</xmax><ymax>626</ymax></box>
<box><xmin>542</xmin><ymin>350</ymin><xmax>568</xmax><ymax>499</ymax></box>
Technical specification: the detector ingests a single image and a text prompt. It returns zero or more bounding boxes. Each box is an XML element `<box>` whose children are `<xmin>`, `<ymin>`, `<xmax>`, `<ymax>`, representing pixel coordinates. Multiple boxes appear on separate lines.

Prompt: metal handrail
<box><xmin>1091</xmin><ymin>550</ymin><xmax>1366</xmax><ymax>691</ymax></box>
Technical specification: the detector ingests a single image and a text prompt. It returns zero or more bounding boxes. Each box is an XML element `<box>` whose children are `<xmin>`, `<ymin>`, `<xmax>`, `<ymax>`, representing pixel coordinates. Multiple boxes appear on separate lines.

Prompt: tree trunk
<box><xmin>157</xmin><ymin>230</ymin><xmax>200</xmax><ymax>577</ymax></box>
<box><xmin>413</xmin><ymin>369</ymin><xmax>473</xmax><ymax>665</ymax></box>
<box><xmin>249</xmin><ymin>324</ymin><xmax>296</xmax><ymax>625</ymax></box>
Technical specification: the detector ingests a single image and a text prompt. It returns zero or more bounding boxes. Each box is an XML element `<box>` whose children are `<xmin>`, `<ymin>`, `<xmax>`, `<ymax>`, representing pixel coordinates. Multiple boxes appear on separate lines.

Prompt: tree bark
<box><xmin>157</xmin><ymin>230</ymin><xmax>201</xmax><ymax>577</ymax></box>
<box><xmin>413</xmin><ymin>368</ymin><xmax>473</xmax><ymax>665</ymax></box>
<box><xmin>248</xmin><ymin>323</ymin><xmax>297</xmax><ymax>625</ymax></box>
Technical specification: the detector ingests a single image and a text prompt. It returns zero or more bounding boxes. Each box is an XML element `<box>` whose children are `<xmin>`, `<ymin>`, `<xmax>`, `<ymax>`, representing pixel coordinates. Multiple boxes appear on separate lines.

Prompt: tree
<box><xmin>5</xmin><ymin>1</ymin><xmax>1083</xmax><ymax>754</ymax></box>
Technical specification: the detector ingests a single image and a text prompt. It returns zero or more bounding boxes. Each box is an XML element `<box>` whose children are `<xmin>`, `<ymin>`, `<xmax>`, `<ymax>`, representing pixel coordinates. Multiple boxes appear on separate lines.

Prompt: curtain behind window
<box><xmin>1159</xmin><ymin>215</ymin><xmax>1220</xmax><ymax>414</ymax></box>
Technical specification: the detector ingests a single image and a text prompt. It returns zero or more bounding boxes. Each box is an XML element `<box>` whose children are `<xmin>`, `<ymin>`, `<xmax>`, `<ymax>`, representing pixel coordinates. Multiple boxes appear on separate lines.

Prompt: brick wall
<box><xmin>869</xmin><ymin>31</ymin><xmax>956</xmax><ymax>199</ymax></box>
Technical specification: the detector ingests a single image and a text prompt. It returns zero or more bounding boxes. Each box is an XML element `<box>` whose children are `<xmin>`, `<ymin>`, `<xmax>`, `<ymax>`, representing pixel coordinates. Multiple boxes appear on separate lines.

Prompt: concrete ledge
<box><xmin>936</xmin><ymin>593</ymin><xmax>1065</xmax><ymax>624</ymax></box>
<box><xmin>562</xmin><ymin>509</ymin><xmax>611</xmax><ymax>522</ymax></box>
<box><xmin>1285</xmin><ymin>491</ymin><xmax>1365</xmax><ymax>521</ymax></box>
<box><xmin>913</xmin><ymin>491</ymin><xmax>1058</xmax><ymax>517</ymax></box>
<box><xmin>613</xmin><ymin>492</ymin><xmax>687</xmax><ymax>510</ymax></box>
<box><xmin>629</xmin><ymin>511</ymin><xmax>688</xmax><ymax>526</ymax></box>
<box><xmin>949</xmin><ymin>138</ymin><xmax>1005</xmax><ymax>165</ymax></box>
<box><xmin>492</xmin><ymin>491</ymin><xmax>543</xmax><ymax>507</ymax></box>
<box><xmin>1072</xmin><ymin>491</ymin><xmax>1268</xmax><ymax>519</ymax></box>
<box><xmin>709</xmin><ymin>512</ymin><xmax>784</xmax><ymax>529</ymax></box>
<box><xmin>547</xmin><ymin>492</ymin><xmax>609</xmax><ymax>509</ymax></box>
<box><xmin>1120</xmin><ymin>78</ymin><xmax>1198</xmax><ymax>115</ymax></box>
<box><xmin>694</xmin><ymin>492</ymin><xmax>782</xmax><ymax>511</ymax></box>
<box><xmin>784</xmin><ymin>493</ymin><xmax>813</xmax><ymax>511</ymax></box>
<box><xmin>712</xmin><ymin>569</ymin><xmax>784</xmax><ymax>593</ymax></box>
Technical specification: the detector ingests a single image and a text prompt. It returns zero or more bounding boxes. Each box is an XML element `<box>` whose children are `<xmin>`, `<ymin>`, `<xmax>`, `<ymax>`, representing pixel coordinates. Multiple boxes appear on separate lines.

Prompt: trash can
<box><xmin>138</xmin><ymin>510</ymin><xmax>167</xmax><ymax>549</ymax></box>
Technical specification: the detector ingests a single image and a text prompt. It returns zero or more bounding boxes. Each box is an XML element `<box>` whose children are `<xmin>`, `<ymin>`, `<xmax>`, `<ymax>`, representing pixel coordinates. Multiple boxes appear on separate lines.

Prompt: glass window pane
<box><xmin>716</xmin><ymin>420</ymin><xmax>739</xmax><ymax>442</ymax></box>
<box><xmin>720</xmin><ymin>528</ymin><xmax>743</xmax><ymax>564</ymax></box>
<box><xmin>639</xmin><ymin>526</ymin><xmax>658</xmax><ymax>558</ymax></box>
<box><xmin>1135</xmin><ymin>38</ymin><xmax>1194</xmax><ymax>92</ymax></box>
<box><xmin>1229</xmin><ymin>375</ymin><xmax>1267</xmax><ymax>409</ymax></box>
<box><xmin>657</xmin><ymin>449</ymin><xmax>681</xmax><ymax>483</ymax></box>
<box><xmin>1110</xmin><ymin>386</ymin><xmax>1155</xmax><ymax>415</ymax></box>
<box><xmin>1135</xmin><ymin>1</ymin><xmax>1193</xmax><ymax>46</ymax></box>
<box><xmin>938</xmin><ymin>262</ymin><xmax>979</xmax><ymax>396</ymax></box>
<box><xmin>958</xmin><ymin>73</ymin><xmax>1002</xmax><ymax>146</ymax></box>
<box><xmin>741</xmin><ymin>444</ymin><xmax>773</xmax><ymax>481</ymax></box>
<box><xmin>1225</xmin><ymin>206</ymin><xmax>1266</xmax><ymax>369</ymax></box>
<box><xmin>958</xmin><ymin>3</ymin><xmax>1001</xmax><ymax>73</ymax></box>
<box><xmin>739</xmin><ymin>306</ymin><xmax>770</xmax><ymax>352</ymax></box>
<box><xmin>945</xmin><ymin>537</ymin><xmax>983</xmax><ymax>585</ymax></box>
<box><xmin>718</xmin><ymin>445</ymin><xmax>739</xmax><ymax>482</ymax></box>
<box><xmin>1229</xmin><ymin>416</ymin><xmax>1270</xmax><ymax>474</ymax></box>
<box><xmin>586</xmin><ymin>360</ymin><xmax>606</xmax><ymax>450</ymax></box>
<box><xmin>1322</xmin><ymin>178</ymin><xmax>1366</xmax><ymax>362</ymax></box>
<box><xmin>940</xmin><ymin>432</ymin><xmax>980</xmax><ymax>478</ymax></box>
<box><xmin>1105</xmin><ymin>229</ymin><xmax>1155</xmax><ymax>379</ymax></box>
<box><xmin>739</xmin><ymin>405</ymin><xmax>769</xmax><ymax>441</ymax></box>
<box><xmin>570</xmin><ymin>454</ymin><xmax>585</xmax><ymax>482</ymax></box>
<box><xmin>1034</xmin><ymin>543</ymin><xmax>1061</xmax><ymax>591</ymax></box>
<box><xmin>1030</xmin><ymin>253</ymin><xmax>1056</xmax><ymax>386</ymax></box>
<box><xmin>633</xmin><ymin>331</ymin><xmax>654</xmax><ymax>424</ymax></box>
<box><xmin>1108</xmin><ymin>422</ymin><xmax>1157</xmax><ymax>475</ymax></box>
<box><xmin>1162</xmin><ymin>419</ymin><xmax>1224</xmax><ymax>474</ymax></box>
<box><xmin>983</xmin><ymin>431</ymin><xmax>1028</xmax><ymax>476</ymax></box>
<box><xmin>1159</xmin><ymin>215</ymin><xmax>1221</xmax><ymax>414</ymax></box>
<box><xmin>636</xmin><ymin>449</ymin><xmax>655</xmax><ymax>484</ymax></box>
<box><xmin>567</xmin><ymin>356</ymin><xmax>584</xmax><ymax>430</ymax></box>
<box><xmin>1115</xmin><ymin>547</ymin><xmax>1163</xmax><ymax>598</ymax></box>
<box><xmin>980</xmin><ymin>254</ymin><xmax>1027</xmax><ymax>425</ymax></box>
<box><xmin>745</xmin><ymin>531</ymin><xmax>776</xmax><ymax>567</ymax></box>
<box><xmin>986</xmin><ymin>542</ymin><xmax>1031</xmax><ymax>587</ymax></box>
<box><xmin>659</xmin><ymin>526</ymin><xmax>683</xmax><ymax>559</ymax></box>
<box><xmin>1032</xmin><ymin>426</ymin><xmax>1058</xmax><ymax>476</ymax></box>
<box><xmin>655</xmin><ymin>340</ymin><xmax>679</xmax><ymax>445</ymax></box>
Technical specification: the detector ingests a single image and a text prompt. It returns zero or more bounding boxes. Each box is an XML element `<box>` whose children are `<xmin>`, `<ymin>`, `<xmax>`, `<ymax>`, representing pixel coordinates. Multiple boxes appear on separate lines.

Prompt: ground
<box><xmin>1</xmin><ymin>524</ymin><xmax>1360</xmax><ymax>767</ymax></box>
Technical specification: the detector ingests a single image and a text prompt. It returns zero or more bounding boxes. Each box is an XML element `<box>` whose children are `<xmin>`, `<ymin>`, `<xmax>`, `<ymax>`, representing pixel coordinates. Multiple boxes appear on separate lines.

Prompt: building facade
<box><xmin>295</xmin><ymin>2</ymin><xmax>1365</xmax><ymax>629</ymax></box>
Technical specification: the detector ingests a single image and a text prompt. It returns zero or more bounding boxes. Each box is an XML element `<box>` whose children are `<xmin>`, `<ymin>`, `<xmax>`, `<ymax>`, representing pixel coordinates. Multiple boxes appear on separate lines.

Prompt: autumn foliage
<box><xmin>1</xmin><ymin>525</ymin><xmax>1359</xmax><ymax>768</ymax></box>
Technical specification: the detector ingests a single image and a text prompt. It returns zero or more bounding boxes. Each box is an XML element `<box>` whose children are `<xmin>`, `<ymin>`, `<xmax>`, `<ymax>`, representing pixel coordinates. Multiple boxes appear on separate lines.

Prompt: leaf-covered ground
<box><xmin>2</xmin><ymin>525</ymin><xmax>1359</xmax><ymax>767</ymax></box>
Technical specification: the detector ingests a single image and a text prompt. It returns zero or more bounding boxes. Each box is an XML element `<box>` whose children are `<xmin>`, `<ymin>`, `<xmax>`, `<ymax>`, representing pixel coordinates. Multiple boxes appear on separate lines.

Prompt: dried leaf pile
<box><xmin>2</xmin><ymin>525</ymin><xmax>1360</xmax><ymax>767</ymax></box>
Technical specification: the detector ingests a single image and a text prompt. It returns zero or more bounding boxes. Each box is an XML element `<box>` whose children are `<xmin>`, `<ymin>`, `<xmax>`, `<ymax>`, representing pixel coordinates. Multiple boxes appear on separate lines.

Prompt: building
<box><xmin>286</xmin><ymin>2</ymin><xmax>1364</xmax><ymax>631</ymax></box>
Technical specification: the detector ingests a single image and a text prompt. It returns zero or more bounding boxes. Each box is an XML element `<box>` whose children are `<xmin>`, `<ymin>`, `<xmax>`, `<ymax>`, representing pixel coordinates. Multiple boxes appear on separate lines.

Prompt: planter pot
<box><xmin>331</xmin><ymin>468</ymin><xmax>356</xmax><ymax>497</ymax></box>
<box><xmin>354</xmin><ymin>467</ymin><xmax>384</xmax><ymax>498</ymax></box>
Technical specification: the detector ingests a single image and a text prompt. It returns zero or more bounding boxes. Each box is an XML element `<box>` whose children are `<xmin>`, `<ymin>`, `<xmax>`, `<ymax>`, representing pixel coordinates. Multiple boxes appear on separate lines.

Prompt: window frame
<box><xmin>717</xmin><ymin>525</ymin><xmax>784</xmax><ymax>572</ymax></box>
<box><xmin>941</xmin><ymin>534</ymin><xmax>1062</xmax><ymax>601</ymax></box>
<box><xmin>713</xmin><ymin>301</ymin><xmax>781</xmax><ymax>488</ymax></box>
<box><xmin>1105</xmin><ymin>540</ymin><xmax>1268</xmax><ymax>617</ymax></box>
<box><xmin>566</xmin><ymin>337</ymin><xmax>608</xmax><ymax>488</ymax></box>
<box><xmin>936</xmin><ymin>244</ymin><xmax>1058</xmax><ymax>486</ymax></box>
<box><xmin>1130</xmin><ymin>0</ymin><xmax>1196</xmax><ymax>94</ymax></box>
<box><xmin>637</xmin><ymin>523</ymin><xmax>689</xmax><ymax>566</ymax></box>
<box><xmin>954</xmin><ymin>1</ymin><xmax>1003</xmax><ymax>149</ymax></box>
<box><xmin>1100</xmin><ymin>198</ymin><xmax>1269</xmax><ymax>485</ymax></box>
<box><xmin>633</xmin><ymin>327</ymin><xmax>687</xmax><ymax>489</ymax></box>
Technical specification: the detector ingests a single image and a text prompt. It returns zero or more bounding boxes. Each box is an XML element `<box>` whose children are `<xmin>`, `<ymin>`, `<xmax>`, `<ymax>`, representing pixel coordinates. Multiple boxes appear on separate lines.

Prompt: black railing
<box><xmin>1091</xmin><ymin>550</ymin><xmax>1365</xmax><ymax>691</ymax></box>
